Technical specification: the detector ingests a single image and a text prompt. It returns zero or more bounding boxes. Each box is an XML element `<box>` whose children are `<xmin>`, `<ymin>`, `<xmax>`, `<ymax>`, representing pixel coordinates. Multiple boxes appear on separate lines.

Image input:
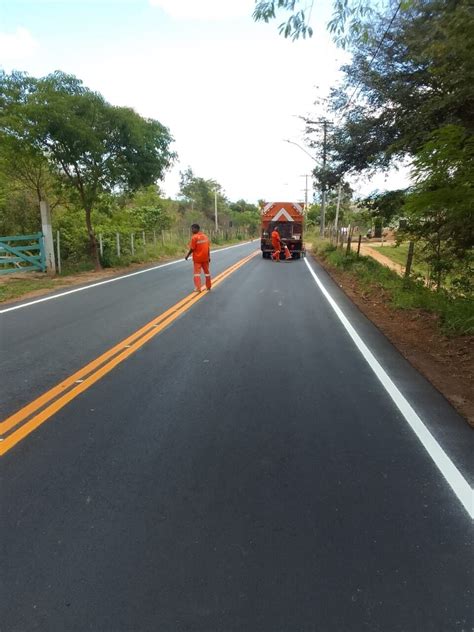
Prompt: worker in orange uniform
<box><xmin>185</xmin><ymin>223</ymin><xmax>212</xmax><ymax>292</ymax></box>
<box><xmin>271</xmin><ymin>226</ymin><xmax>282</xmax><ymax>261</ymax></box>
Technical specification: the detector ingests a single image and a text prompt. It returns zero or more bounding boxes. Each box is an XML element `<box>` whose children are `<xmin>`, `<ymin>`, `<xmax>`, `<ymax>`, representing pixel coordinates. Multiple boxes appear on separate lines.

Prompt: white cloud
<box><xmin>149</xmin><ymin>0</ymin><xmax>255</xmax><ymax>20</ymax></box>
<box><xmin>0</xmin><ymin>28</ymin><xmax>38</xmax><ymax>65</ymax></box>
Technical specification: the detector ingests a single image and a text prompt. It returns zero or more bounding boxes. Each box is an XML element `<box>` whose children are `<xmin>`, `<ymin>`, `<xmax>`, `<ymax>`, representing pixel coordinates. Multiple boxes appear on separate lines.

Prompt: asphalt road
<box><xmin>1</xmin><ymin>242</ymin><xmax>473</xmax><ymax>631</ymax></box>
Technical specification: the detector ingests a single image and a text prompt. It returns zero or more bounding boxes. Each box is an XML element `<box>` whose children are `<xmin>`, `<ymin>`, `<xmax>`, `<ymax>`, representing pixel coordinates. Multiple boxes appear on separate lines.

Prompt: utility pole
<box><xmin>305</xmin><ymin>174</ymin><xmax>308</xmax><ymax>214</ymax></box>
<box><xmin>334</xmin><ymin>181</ymin><xmax>342</xmax><ymax>233</ymax></box>
<box><xmin>214</xmin><ymin>189</ymin><xmax>218</xmax><ymax>231</ymax></box>
<box><xmin>305</xmin><ymin>119</ymin><xmax>332</xmax><ymax>237</ymax></box>
<box><xmin>299</xmin><ymin>174</ymin><xmax>310</xmax><ymax>215</ymax></box>
<box><xmin>321</xmin><ymin>120</ymin><xmax>328</xmax><ymax>237</ymax></box>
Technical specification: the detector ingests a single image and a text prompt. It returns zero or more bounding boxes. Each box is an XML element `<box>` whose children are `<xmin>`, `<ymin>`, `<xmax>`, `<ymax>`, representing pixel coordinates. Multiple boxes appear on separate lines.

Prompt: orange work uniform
<box><xmin>271</xmin><ymin>230</ymin><xmax>281</xmax><ymax>261</ymax></box>
<box><xmin>189</xmin><ymin>231</ymin><xmax>211</xmax><ymax>290</ymax></box>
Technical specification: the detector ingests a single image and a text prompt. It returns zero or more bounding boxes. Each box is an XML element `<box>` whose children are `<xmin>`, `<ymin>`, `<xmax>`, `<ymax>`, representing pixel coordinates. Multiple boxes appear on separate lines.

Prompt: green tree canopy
<box><xmin>0</xmin><ymin>70</ymin><xmax>176</xmax><ymax>269</ymax></box>
<box><xmin>178</xmin><ymin>167</ymin><xmax>227</xmax><ymax>221</ymax></box>
<box><xmin>326</xmin><ymin>0</ymin><xmax>474</xmax><ymax>174</ymax></box>
<box><xmin>253</xmin><ymin>0</ymin><xmax>376</xmax><ymax>45</ymax></box>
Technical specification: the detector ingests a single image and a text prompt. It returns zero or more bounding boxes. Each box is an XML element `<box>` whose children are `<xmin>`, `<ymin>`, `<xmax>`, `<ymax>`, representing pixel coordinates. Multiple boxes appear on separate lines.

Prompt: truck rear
<box><xmin>260</xmin><ymin>201</ymin><xmax>304</xmax><ymax>259</ymax></box>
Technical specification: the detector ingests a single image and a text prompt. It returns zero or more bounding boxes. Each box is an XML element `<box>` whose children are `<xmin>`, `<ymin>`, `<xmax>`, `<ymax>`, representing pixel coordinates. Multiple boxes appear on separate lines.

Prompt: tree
<box><xmin>252</xmin><ymin>0</ymin><xmax>376</xmax><ymax>45</ymax></box>
<box><xmin>362</xmin><ymin>189</ymin><xmax>407</xmax><ymax>226</ymax></box>
<box><xmin>228</xmin><ymin>199</ymin><xmax>260</xmax><ymax>235</ymax></box>
<box><xmin>324</xmin><ymin>182</ymin><xmax>354</xmax><ymax>225</ymax></box>
<box><xmin>0</xmin><ymin>71</ymin><xmax>176</xmax><ymax>269</ymax></box>
<box><xmin>401</xmin><ymin>125</ymin><xmax>474</xmax><ymax>290</ymax></box>
<box><xmin>327</xmin><ymin>0</ymin><xmax>474</xmax><ymax>174</ymax></box>
<box><xmin>178</xmin><ymin>167</ymin><xmax>227</xmax><ymax>221</ymax></box>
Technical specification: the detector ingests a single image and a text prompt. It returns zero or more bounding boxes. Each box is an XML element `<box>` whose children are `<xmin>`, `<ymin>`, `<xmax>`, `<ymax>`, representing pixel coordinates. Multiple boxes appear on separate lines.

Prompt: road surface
<box><xmin>1</xmin><ymin>241</ymin><xmax>472</xmax><ymax>631</ymax></box>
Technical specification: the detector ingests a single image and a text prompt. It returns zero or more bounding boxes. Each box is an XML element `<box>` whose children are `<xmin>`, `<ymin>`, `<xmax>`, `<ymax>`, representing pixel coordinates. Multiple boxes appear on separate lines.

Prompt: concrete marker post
<box><xmin>39</xmin><ymin>200</ymin><xmax>56</xmax><ymax>275</ymax></box>
<box><xmin>56</xmin><ymin>230</ymin><xmax>61</xmax><ymax>275</ymax></box>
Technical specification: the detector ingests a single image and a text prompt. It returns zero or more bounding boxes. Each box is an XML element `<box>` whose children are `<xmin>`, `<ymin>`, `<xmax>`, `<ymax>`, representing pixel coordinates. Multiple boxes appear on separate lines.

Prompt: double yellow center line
<box><xmin>0</xmin><ymin>251</ymin><xmax>258</xmax><ymax>456</ymax></box>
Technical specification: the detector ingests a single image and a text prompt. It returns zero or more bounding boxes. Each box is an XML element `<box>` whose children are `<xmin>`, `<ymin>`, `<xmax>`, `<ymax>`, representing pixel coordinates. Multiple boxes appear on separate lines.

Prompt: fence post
<box><xmin>153</xmin><ymin>230</ymin><xmax>156</xmax><ymax>247</ymax></box>
<box><xmin>346</xmin><ymin>234</ymin><xmax>352</xmax><ymax>256</ymax></box>
<box><xmin>56</xmin><ymin>230</ymin><xmax>62</xmax><ymax>275</ymax></box>
<box><xmin>131</xmin><ymin>233</ymin><xmax>135</xmax><ymax>256</ymax></box>
<box><xmin>142</xmin><ymin>231</ymin><xmax>146</xmax><ymax>251</ymax></box>
<box><xmin>405</xmin><ymin>241</ymin><xmax>414</xmax><ymax>278</ymax></box>
<box><xmin>357</xmin><ymin>234</ymin><xmax>362</xmax><ymax>256</ymax></box>
<box><xmin>99</xmin><ymin>233</ymin><xmax>103</xmax><ymax>258</ymax></box>
<box><xmin>161</xmin><ymin>230</ymin><xmax>165</xmax><ymax>246</ymax></box>
<box><xmin>116</xmin><ymin>233</ymin><xmax>121</xmax><ymax>257</ymax></box>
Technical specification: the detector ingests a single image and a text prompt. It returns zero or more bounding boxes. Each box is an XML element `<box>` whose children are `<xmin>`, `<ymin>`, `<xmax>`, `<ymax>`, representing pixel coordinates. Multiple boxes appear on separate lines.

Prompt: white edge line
<box><xmin>304</xmin><ymin>257</ymin><xmax>473</xmax><ymax>519</ymax></box>
<box><xmin>0</xmin><ymin>240</ymin><xmax>254</xmax><ymax>314</ymax></box>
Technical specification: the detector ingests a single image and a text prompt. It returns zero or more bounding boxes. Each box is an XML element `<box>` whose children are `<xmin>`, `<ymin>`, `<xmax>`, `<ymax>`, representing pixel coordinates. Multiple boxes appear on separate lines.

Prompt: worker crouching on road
<box><xmin>185</xmin><ymin>224</ymin><xmax>212</xmax><ymax>292</ymax></box>
<box><xmin>271</xmin><ymin>226</ymin><xmax>282</xmax><ymax>261</ymax></box>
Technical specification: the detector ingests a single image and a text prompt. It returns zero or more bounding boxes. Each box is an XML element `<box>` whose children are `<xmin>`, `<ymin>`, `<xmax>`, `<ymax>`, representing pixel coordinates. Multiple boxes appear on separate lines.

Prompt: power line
<box><xmin>341</xmin><ymin>1</ymin><xmax>402</xmax><ymax>114</ymax></box>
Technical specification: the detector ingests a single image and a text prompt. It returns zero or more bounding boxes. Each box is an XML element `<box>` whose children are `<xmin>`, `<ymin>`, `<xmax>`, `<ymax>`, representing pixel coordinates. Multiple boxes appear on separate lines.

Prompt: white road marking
<box><xmin>304</xmin><ymin>257</ymin><xmax>473</xmax><ymax>518</ymax></box>
<box><xmin>0</xmin><ymin>241</ymin><xmax>254</xmax><ymax>314</ymax></box>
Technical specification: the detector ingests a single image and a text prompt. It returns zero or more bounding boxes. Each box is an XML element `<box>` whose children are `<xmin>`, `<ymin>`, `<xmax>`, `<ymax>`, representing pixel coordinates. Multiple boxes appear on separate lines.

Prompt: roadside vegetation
<box><xmin>0</xmin><ymin>71</ymin><xmax>261</xmax><ymax>281</ymax></box>
<box><xmin>313</xmin><ymin>240</ymin><xmax>474</xmax><ymax>336</ymax></box>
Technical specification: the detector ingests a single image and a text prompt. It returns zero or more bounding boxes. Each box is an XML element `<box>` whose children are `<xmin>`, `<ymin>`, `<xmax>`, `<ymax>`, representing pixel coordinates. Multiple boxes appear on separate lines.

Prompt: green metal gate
<box><xmin>0</xmin><ymin>233</ymin><xmax>46</xmax><ymax>275</ymax></box>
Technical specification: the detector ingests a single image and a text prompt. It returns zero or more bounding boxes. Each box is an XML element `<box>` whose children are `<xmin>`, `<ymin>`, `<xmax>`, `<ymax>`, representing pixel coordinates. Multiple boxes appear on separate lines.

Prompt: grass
<box><xmin>313</xmin><ymin>240</ymin><xmax>474</xmax><ymax>336</ymax></box>
<box><xmin>0</xmin><ymin>278</ymin><xmax>66</xmax><ymax>303</ymax></box>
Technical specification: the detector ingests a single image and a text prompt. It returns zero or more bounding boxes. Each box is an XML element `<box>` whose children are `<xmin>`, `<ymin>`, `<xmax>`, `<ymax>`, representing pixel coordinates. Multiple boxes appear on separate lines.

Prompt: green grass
<box><xmin>313</xmin><ymin>241</ymin><xmax>474</xmax><ymax>336</ymax></box>
<box><xmin>0</xmin><ymin>278</ymin><xmax>66</xmax><ymax>303</ymax></box>
<box><xmin>368</xmin><ymin>242</ymin><xmax>427</xmax><ymax>277</ymax></box>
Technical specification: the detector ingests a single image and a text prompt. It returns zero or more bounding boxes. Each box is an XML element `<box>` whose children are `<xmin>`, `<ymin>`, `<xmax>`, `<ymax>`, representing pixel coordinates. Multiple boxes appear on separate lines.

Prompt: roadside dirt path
<box><xmin>352</xmin><ymin>242</ymin><xmax>406</xmax><ymax>275</ymax></box>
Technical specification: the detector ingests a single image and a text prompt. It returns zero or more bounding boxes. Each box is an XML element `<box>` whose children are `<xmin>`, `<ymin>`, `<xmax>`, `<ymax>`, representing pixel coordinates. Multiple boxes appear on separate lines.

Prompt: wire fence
<box><xmin>52</xmin><ymin>226</ymin><xmax>253</xmax><ymax>273</ymax></box>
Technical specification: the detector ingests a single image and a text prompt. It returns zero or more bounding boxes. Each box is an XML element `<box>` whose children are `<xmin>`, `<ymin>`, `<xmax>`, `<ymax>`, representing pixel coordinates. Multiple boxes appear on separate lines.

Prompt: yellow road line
<box><xmin>0</xmin><ymin>251</ymin><xmax>258</xmax><ymax>456</ymax></box>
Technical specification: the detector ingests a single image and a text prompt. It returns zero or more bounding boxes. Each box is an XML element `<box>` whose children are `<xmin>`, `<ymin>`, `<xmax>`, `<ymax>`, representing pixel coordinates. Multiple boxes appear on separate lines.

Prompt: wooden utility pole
<box><xmin>405</xmin><ymin>241</ymin><xmax>414</xmax><ymax>277</ymax></box>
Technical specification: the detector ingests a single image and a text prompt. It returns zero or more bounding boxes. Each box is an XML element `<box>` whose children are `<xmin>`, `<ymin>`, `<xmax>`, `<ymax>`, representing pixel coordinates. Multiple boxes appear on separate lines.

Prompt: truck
<box><xmin>260</xmin><ymin>201</ymin><xmax>305</xmax><ymax>259</ymax></box>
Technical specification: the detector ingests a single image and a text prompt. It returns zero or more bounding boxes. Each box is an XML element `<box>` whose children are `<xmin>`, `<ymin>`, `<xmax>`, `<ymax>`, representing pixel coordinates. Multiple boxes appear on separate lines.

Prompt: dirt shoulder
<box><xmin>311</xmin><ymin>251</ymin><xmax>474</xmax><ymax>427</ymax></box>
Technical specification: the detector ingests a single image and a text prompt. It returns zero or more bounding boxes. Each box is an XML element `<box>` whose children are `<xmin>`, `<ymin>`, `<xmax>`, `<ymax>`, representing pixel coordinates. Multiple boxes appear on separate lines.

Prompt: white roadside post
<box><xmin>56</xmin><ymin>230</ymin><xmax>62</xmax><ymax>275</ymax></box>
<box><xmin>39</xmin><ymin>200</ymin><xmax>56</xmax><ymax>275</ymax></box>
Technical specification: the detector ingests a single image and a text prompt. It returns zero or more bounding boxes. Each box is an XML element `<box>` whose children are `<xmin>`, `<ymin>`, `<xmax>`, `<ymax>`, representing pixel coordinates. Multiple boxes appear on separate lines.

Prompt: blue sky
<box><xmin>0</xmin><ymin>0</ymin><xmax>409</xmax><ymax>203</ymax></box>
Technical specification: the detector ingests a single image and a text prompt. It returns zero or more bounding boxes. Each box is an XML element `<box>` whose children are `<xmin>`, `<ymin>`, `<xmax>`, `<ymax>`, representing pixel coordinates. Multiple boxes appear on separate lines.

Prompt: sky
<box><xmin>0</xmin><ymin>0</ymin><xmax>410</xmax><ymax>204</ymax></box>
